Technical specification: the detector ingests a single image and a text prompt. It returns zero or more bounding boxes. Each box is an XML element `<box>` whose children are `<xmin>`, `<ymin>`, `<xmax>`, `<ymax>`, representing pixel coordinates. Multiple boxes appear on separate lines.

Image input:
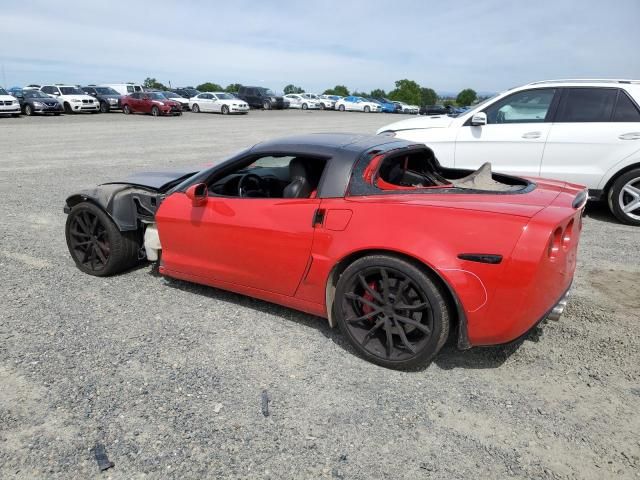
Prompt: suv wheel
<box><xmin>100</xmin><ymin>102</ymin><xmax>109</xmax><ymax>113</ymax></box>
<box><xmin>609</xmin><ymin>168</ymin><xmax>640</xmax><ymax>225</ymax></box>
<box><xmin>64</xmin><ymin>102</ymin><xmax>73</xmax><ymax>114</ymax></box>
<box><xmin>263</xmin><ymin>101</ymin><xmax>271</xmax><ymax>110</ymax></box>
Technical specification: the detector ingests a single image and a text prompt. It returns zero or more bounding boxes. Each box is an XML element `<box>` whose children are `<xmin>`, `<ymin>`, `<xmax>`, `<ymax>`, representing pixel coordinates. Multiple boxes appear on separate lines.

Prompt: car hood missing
<box><xmin>102</xmin><ymin>168</ymin><xmax>199</xmax><ymax>191</ymax></box>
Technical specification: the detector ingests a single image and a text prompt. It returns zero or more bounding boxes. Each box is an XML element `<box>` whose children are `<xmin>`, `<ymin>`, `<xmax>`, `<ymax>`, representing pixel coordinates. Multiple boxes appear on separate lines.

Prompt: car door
<box><xmin>199</xmin><ymin>93</ymin><xmax>212</xmax><ymax>112</ymax></box>
<box><xmin>128</xmin><ymin>92</ymin><xmax>140</xmax><ymax>112</ymax></box>
<box><xmin>206</xmin><ymin>94</ymin><xmax>218</xmax><ymax>112</ymax></box>
<box><xmin>156</xmin><ymin>155</ymin><xmax>322</xmax><ymax>296</ymax></box>
<box><xmin>454</xmin><ymin>88</ymin><xmax>558</xmax><ymax>176</ymax></box>
<box><xmin>541</xmin><ymin>87</ymin><xmax>640</xmax><ymax>189</ymax></box>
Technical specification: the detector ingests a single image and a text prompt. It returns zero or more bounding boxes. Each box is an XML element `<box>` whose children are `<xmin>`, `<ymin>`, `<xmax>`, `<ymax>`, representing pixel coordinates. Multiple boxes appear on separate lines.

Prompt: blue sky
<box><xmin>1</xmin><ymin>0</ymin><xmax>638</xmax><ymax>95</ymax></box>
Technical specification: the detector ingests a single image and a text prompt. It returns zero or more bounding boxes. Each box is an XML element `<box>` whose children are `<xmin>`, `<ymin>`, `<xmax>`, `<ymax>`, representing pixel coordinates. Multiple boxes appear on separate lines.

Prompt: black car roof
<box><xmin>249</xmin><ymin>133</ymin><xmax>413</xmax><ymax>156</ymax></box>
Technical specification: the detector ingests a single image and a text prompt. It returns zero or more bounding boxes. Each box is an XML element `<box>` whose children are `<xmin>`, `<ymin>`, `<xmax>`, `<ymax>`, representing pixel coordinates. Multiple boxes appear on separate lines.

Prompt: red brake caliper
<box><xmin>361</xmin><ymin>281</ymin><xmax>379</xmax><ymax>321</ymax></box>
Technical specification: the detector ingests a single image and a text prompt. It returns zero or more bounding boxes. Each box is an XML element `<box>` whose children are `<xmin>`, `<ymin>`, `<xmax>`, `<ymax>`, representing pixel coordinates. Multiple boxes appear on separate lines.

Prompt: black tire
<box><xmin>221</xmin><ymin>105</ymin><xmax>229</xmax><ymax>115</ymax></box>
<box><xmin>334</xmin><ymin>255</ymin><xmax>450</xmax><ymax>369</ymax></box>
<box><xmin>338</xmin><ymin>104</ymin><xmax>345</xmax><ymax>111</ymax></box>
<box><xmin>100</xmin><ymin>101</ymin><xmax>109</xmax><ymax>113</ymax></box>
<box><xmin>54</xmin><ymin>113</ymin><xmax>61</xmax><ymax>116</ymax></box>
<box><xmin>302</xmin><ymin>103</ymin><xmax>308</xmax><ymax>110</ymax></box>
<box><xmin>319</xmin><ymin>103</ymin><xmax>326</xmax><ymax>110</ymax></box>
<box><xmin>123</xmin><ymin>104</ymin><xmax>131</xmax><ymax>115</ymax></box>
<box><xmin>151</xmin><ymin>106</ymin><xmax>160</xmax><ymax>117</ymax></box>
<box><xmin>192</xmin><ymin>103</ymin><xmax>200</xmax><ymax>113</ymax></box>
<box><xmin>65</xmin><ymin>202</ymin><xmax>140</xmax><ymax>277</ymax></box>
<box><xmin>608</xmin><ymin>168</ymin><xmax>640</xmax><ymax>226</ymax></box>
<box><xmin>25</xmin><ymin>104</ymin><xmax>33</xmax><ymax>116</ymax></box>
<box><xmin>263</xmin><ymin>101</ymin><xmax>271</xmax><ymax>110</ymax></box>
<box><xmin>64</xmin><ymin>102</ymin><xmax>73</xmax><ymax>114</ymax></box>
<box><xmin>364</xmin><ymin>105</ymin><xmax>370</xmax><ymax>113</ymax></box>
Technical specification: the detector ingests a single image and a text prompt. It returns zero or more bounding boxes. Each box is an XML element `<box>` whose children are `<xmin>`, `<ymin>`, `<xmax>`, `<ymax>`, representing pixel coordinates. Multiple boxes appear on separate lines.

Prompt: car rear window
<box><xmin>613</xmin><ymin>90</ymin><xmax>640</xmax><ymax>122</ymax></box>
<box><xmin>556</xmin><ymin>88</ymin><xmax>617</xmax><ymax>122</ymax></box>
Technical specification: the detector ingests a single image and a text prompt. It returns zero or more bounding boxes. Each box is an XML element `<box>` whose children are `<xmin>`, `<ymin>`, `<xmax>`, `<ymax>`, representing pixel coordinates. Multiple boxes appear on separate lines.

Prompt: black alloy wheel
<box><xmin>335</xmin><ymin>255</ymin><xmax>450</xmax><ymax>369</ymax></box>
<box><xmin>65</xmin><ymin>202</ymin><xmax>140</xmax><ymax>276</ymax></box>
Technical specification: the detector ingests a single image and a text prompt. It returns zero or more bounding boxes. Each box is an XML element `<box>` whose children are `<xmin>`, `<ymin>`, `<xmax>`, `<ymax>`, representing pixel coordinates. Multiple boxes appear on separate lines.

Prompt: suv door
<box><xmin>541</xmin><ymin>87</ymin><xmax>640</xmax><ymax>191</ymax></box>
<box><xmin>454</xmin><ymin>88</ymin><xmax>558</xmax><ymax>176</ymax></box>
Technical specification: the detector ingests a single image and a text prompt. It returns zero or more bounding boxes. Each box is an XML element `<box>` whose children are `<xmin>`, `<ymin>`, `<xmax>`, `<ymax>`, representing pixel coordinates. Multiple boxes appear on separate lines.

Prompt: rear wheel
<box><xmin>609</xmin><ymin>168</ymin><xmax>640</xmax><ymax>225</ymax></box>
<box><xmin>123</xmin><ymin>104</ymin><xmax>131</xmax><ymax>115</ymax></box>
<box><xmin>334</xmin><ymin>255</ymin><xmax>450</xmax><ymax>369</ymax></box>
<box><xmin>65</xmin><ymin>202</ymin><xmax>140</xmax><ymax>276</ymax></box>
<box><xmin>263</xmin><ymin>100</ymin><xmax>271</xmax><ymax>110</ymax></box>
<box><xmin>151</xmin><ymin>106</ymin><xmax>160</xmax><ymax>117</ymax></box>
<box><xmin>221</xmin><ymin>105</ymin><xmax>229</xmax><ymax>115</ymax></box>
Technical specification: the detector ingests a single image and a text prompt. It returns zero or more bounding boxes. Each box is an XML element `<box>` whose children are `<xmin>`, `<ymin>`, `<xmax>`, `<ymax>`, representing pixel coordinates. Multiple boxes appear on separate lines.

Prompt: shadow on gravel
<box><xmin>583</xmin><ymin>200</ymin><xmax>618</xmax><ymax>225</ymax></box>
<box><xmin>155</xmin><ymin>270</ymin><xmax>549</xmax><ymax>371</ymax></box>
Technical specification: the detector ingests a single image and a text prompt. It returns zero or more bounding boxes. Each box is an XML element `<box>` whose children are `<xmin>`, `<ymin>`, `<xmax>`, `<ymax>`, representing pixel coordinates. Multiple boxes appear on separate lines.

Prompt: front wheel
<box><xmin>221</xmin><ymin>105</ymin><xmax>229</xmax><ymax>115</ymax></box>
<box><xmin>263</xmin><ymin>101</ymin><xmax>271</xmax><ymax>110</ymax></box>
<box><xmin>338</xmin><ymin>104</ymin><xmax>345</xmax><ymax>111</ymax></box>
<box><xmin>151</xmin><ymin>106</ymin><xmax>160</xmax><ymax>116</ymax></box>
<box><xmin>192</xmin><ymin>104</ymin><xmax>200</xmax><ymax>113</ymax></box>
<box><xmin>302</xmin><ymin>103</ymin><xmax>308</xmax><ymax>110</ymax></box>
<box><xmin>100</xmin><ymin>102</ymin><xmax>109</xmax><ymax>113</ymax></box>
<box><xmin>364</xmin><ymin>106</ymin><xmax>370</xmax><ymax>113</ymax></box>
<box><xmin>609</xmin><ymin>168</ymin><xmax>640</xmax><ymax>225</ymax></box>
<box><xmin>65</xmin><ymin>202</ymin><xmax>140</xmax><ymax>276</ymax></box>
<box><xmin>123</xmin><ymin>105</ymin><xmax>131</xmax><ymax>115</ymax></box>
<box><xmin>334</xmin><ymin>255</ymin><xmax>450</xmax><ymax>369</ymax></box>
<box><xmin>64</xmin><ymin>102</ymin><xmax>73</xmax><ymax>114</ymax></box>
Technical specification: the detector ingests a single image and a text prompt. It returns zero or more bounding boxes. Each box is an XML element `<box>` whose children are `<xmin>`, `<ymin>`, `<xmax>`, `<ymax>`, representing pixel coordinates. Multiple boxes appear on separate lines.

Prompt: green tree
<box><xmin>456</xmin><ymin>88</ymin><xmax>477</xmax><ymax>106</ymax></box>
<box><xmin>323</xmin><ymin>85</ymin><xmax>349</xmax><ymax>96</ymax></box>
<box><xmin>387</xmin><ymin>79</ymin><xmax>422</xmax><ymax>105</ymax></box>
<box><xmin>284</xmin><ymin>84</ymin><xmax>304</xmax><ymax>94</ymax></box>
<box><xmin>351</xmin><ymin>91</ymin><xmax>370</xmax><ymax>98</ymax></box>
<box><xmin>225</xmin><ymin>83</ymin><xmax>242</xmax><ymax>93</ymax></box>
<box><xmin>197</xmin><ymin>82</ymin><xmax>224</xmax><ymax>92</ymax></box>
<box><xmin>369</xmin><ymin>88</ymin><xmax>386</xmax><ymax>98</ymax></box>
<box><xmin>443</xmin><ymin>99</ymin><xmax>454</xmax><ymax>107</ymax></box>
<box><xmin>420</xmin><ymin>87</ymin><xmax>438</xmax><ymax>106</ymax></box>
<box><xmin>143</xmin><ymin>77</ymin><xmax>168</xmax><ymax>90</ymax></box>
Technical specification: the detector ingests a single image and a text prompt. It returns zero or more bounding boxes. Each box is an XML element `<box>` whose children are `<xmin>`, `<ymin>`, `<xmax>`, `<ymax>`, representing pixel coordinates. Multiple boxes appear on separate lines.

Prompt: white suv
<box><xmin>378</xmin><ymin>79</ymin><xmax>640</xmax><ymax>225</ymax></box>
<box><xmin>40</xmin><ymin>85</ymin><xmax>100</xmax><ymax>113</ymax></box>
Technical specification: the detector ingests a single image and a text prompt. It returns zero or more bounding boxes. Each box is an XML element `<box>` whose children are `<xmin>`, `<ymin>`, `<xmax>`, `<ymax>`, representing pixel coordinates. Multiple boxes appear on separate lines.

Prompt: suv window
<box><xmin>484</xmin><ymin>88</ymin><xmax>556</xmax><ymax>124</ymax></box>
<box><xmin>556</xmin><ymin>88</ymin><xmax>616</xmax><ymax>122</ymax></box>
<box><xmin>127</xmin><ymin>86</ymin><xmax>134</xmax><ymax>93</ymax></box>
<box><xmin>42</xmin><ymin>86</ymin><xmax>55</xmax><ymax>94</ymax></box>
<box><xmin>613</xmin><ymin>90</ymin><xmax>640</xmax><ymax>122</ymax></box>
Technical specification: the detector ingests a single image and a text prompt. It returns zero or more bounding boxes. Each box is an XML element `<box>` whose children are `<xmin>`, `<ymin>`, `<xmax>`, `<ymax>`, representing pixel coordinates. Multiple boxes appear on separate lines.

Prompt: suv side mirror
<box><xmin>470</xmin><ymin>112</ymin><xmax>487</xmax><ymax>126</ymax></box>
<box><xmin>186</xmin><ymin>183</ymin><xmax>208</xmax><ymax>207</ymax></box>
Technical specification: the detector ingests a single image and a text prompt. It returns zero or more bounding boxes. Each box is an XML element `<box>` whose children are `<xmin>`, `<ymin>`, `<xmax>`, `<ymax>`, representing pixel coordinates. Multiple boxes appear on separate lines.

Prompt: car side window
<box><xmin>484</xmin><ymin>88</ymin><xmax>556</xmax><ymax>124</ymax></box>
<box><xmin>613</xmin><ymin>90</ymin><xmax>640</xmax><ymax>122</ymax></box>
<box><xmin>555</xmin><ymin>88</ymin><xmax>617</xmax><ymax>123</ymax></box>
<box><xmin>127</xmin><ymin>86</ymin><xmax>134</xmax><ymax>93</ymax></box>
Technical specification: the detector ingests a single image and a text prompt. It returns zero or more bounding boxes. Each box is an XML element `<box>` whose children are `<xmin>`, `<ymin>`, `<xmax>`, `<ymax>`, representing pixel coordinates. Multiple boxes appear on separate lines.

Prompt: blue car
<box><xmin>371</xmin><ymin>97</ymin><xmax>398</xmax><ymax>113</ymax></box>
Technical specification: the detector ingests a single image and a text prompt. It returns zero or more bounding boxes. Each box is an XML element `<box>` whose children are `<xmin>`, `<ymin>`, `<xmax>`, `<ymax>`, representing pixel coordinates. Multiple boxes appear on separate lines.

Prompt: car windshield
<box><xmin>163</xmin><ymin>92</ymin><xmax>178</xmax><ymax>98</ymax></box>
<box><xmin>149</xmin><ymin>92</ymin><xmax>166</xmax><ymax>100</ymax></box>
<box><xmin>25</xmin><ymin>91</ymin><xmax>49</xmax><ymax>99</ymax></box>
<box><xmin>457</xmin><ymin>93</ymin><xmax>500</xmax><ymax>116</ymax></box>
<box><xmin>60</xmin><ymin>87</ymin><xmax>84</xmax><ymax>95</ymax></box>
<box><xmin>0</xmin><ymin>88</ymin><xmax>8</xmax><ymax>95</ymax></box>
<box><xmin>216</xmin><ymin>93</ymin><xmax>234</xmax><ymax>100</ymax></box>
<box><xmin>94</xmin><ymin>87</ymin><xmax>119</xmax><ymax>95</ymax></box>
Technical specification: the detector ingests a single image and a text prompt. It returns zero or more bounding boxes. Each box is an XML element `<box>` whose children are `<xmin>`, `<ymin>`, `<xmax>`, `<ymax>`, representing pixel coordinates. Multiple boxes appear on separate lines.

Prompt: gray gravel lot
<box><xmin>1</xmin><ymin>110</ymin><xmax>638</xmax><ymax>479</ymax></box>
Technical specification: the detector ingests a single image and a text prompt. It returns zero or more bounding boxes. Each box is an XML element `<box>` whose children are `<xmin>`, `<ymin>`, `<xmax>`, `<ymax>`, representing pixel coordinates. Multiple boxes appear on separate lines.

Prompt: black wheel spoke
<box><xmin>384</xmin><ymin>318</ymin><xmax>394</xmax><ymax>358</ymax></box>
<box><xmin>94</xmin><ymin>244</ymin><xmax>107</xmax><ymax>264</ymax></box>
<box><xmin>395</xmin><ymin>314</ymin><xmax>431</xmax><ymax>335</ymax></box>
<box><xmin>394</xmin><ymin>302</ymin><xmax>429</xmax><ymax>312</ymax></box>
<box><xmin>379</xmin><ymin>268</ymin><xmax>390</xmax><ymax>301</ymax></box>
<box><xmin>345</xmin><ymin>308</ymin><xmax>383</xmax><ymax>324</ymax></box>
<box><xmin>358</xmin><ymin>274</ymin><xmax>383</xmax><ymax>303</ymax></box>
<box><xmin>361</xmin><ymin>317</ymin><xmax>385</xmax><ymax>347</ymax></box>
<box><xmin>70</xmin><ymin>229</ymin><xmax>91</xmax><ymax>239</ymax></box>
<box><xmin>394</xmin><ymin>319</ymin><xmax>417</xmax><ymax>354</ymax></box>
<box><xmin>345</xmin><ymin>292</ymin><xmax>380</xmax><ymax>311</ymax></box>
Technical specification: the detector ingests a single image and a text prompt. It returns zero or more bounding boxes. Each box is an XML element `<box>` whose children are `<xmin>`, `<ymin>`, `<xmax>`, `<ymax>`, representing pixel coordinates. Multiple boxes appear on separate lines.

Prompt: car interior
<box><xmin>208</xmin><ymin>155</ymin><xmax>327</xmax><ymax>198</ymax></box>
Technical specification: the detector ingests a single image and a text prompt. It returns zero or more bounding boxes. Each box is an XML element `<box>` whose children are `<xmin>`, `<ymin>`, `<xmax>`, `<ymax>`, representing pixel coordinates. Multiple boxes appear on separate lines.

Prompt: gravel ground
<box><xmin>0</xmin><ymin>110</ymin><xmax>638</xmax><ymax>479</ymax></box>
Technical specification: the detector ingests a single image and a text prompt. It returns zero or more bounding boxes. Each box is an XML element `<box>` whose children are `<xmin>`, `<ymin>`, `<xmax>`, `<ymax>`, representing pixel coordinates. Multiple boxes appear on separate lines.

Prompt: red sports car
<box><xmin>64</xmin><ymin>134</ymin><xmax>586</xmax><ymax>369</ymax></box>
<box><xmin>121</xmin><ymin>91</ymin><xmax>182</xmax><ymax>116</ymax></box>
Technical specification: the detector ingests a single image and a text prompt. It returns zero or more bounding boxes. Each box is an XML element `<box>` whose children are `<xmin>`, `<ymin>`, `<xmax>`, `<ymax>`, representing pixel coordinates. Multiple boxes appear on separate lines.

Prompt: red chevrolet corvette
<box><xmin>64</xmin><ymin>134</ymin><xmax>586</xmax><ymax>368</ymax></box>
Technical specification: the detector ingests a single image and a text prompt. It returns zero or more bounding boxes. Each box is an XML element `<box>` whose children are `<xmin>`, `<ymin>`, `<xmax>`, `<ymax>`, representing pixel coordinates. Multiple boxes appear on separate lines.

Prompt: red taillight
<box><xmin>548</xmin><ymin>227</ymin><xmax>563</xmax><ymax>260</ymax></box>
<box><xmin>562</xmin><ymin>219</ymin><xmax>574</xmax><ymax>250</ymax></box>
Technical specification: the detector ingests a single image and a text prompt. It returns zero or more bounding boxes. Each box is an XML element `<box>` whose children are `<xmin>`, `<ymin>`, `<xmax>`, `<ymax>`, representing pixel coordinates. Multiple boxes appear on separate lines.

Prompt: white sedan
<box><xmin>393</xmin><ymin>101</ymin><xmax>419</xmax><ymax>114</ymax></box>
<box><xmin>301</xmin><ymin>93</ymin><xmax>334</xmax><ymax>110</ymax></box>
<box><xmin>189</xmin><ymin>92</ymin><xmax>249</xmax><ymax>114</ymax></box>
<box><xmin>334</xmin><ymin>96</ymin><xmax>381</xmax><ymax>113</ymax></box>
<box><xmin>284</xmin><ymin>94</ymin><xmax>320</xmax><ymax>110</ymax></box>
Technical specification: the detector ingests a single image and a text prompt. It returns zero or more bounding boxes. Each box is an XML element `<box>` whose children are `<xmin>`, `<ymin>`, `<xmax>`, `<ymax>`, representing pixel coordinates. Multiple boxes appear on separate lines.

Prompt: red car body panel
<box><xmin>121</xmin><ymin>94</ymin><xmax>181</xmax><ymax>115</ymax></box>
<box><xmin>155</xmin><ymin>169</ymin><xmax>584</xmax><ymax>347</ymax></box>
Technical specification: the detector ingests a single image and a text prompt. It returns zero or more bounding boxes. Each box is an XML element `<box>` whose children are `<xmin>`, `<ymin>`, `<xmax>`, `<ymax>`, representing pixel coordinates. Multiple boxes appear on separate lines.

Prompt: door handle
<box><xmin>522</xmin><ymin>131</ymin><xmax>541</xmax><ymax>139</ymax></box>
<box><xmin>619</xmin><ymin>132</ymin><xmax>640</xmax><ymax>140</ymax></box>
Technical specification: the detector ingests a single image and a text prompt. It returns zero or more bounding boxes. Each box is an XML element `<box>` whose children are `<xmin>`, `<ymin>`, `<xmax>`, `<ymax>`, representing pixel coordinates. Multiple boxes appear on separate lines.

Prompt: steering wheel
<box><xmin>238</xmin><ymin>173</ymin><xmax>268</xmax><ymax>197</ymax></box>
